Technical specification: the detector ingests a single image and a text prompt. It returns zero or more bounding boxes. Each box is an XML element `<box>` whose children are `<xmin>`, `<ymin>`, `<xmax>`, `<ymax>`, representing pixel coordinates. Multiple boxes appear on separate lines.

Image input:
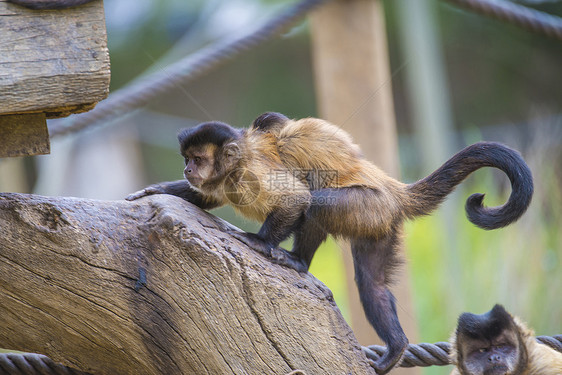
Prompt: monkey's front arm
<box><xmin>125</xmin><ymin>180</ymin><xmax>221</xmax><ymax>210</ymax></box>
<box><xmin>127</xmin><ymin>180</ymin><xmax>310</xmax><ymax>272</ymax></box>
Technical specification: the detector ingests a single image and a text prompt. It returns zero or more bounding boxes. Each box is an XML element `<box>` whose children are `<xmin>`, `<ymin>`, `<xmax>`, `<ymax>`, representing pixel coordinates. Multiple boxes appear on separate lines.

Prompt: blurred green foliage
<box><xmin>308</xmin><ymin>238</ymin><xmax>351</xmax><ymax>321</ymax></box>
<box><xmin>405</xmin><ymin>131</ymin><xmax>562</xmax><ymax>374</ymax></box>
<box><xmin>307</xmin><ymin>131</ymin><xmax>562</xmax><ymax>375</ymax></box>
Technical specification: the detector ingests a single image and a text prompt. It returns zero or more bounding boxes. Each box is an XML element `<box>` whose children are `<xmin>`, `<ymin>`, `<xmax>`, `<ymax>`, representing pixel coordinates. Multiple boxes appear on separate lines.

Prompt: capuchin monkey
<box><xmin>127</xmin><ymin>113</ymin><xmax>534</xmax><ymax>374</ymax></box>
<box><xmin>450</xmin><ymin>304</ymin><xmax>562</xmax><ymax>375</ymax></box>
<box><xmin>7</xmin><ymin>0</ymin><xmax>95</xmax><ymax>10</ymax></box>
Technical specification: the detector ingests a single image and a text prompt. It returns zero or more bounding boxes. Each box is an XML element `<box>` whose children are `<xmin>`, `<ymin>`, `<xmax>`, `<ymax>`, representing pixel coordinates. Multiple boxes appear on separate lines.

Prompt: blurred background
<box><xmin>1</xmin><ymin>0</ymin><xmax>561</xmax><ymax>373</ymax></box>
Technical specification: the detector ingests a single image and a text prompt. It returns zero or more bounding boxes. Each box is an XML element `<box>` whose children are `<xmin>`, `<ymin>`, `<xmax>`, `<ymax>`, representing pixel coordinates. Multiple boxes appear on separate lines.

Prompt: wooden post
<box><xmin>0</xmin><ymin>0</ymin><xmax>110</xmax><ymax>156</ymax></box>
<box><xmin>309</xmin><ymin>1</ymin><xmax>420</xmax><ymax>373</ymax></box>
<box><xmin>0</xmin><ymin>114</ymin><xmax>49</xmax><ymax>157</ymax></box>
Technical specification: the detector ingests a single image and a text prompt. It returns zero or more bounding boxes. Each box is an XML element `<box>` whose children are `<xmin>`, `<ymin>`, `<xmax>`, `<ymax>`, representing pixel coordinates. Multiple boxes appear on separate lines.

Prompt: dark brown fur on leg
<box><xmin>352</xmin><ymin>233</ymin><xmax>407</xmax><ymax>374</ymax></box>
<box><xmin>291</xmin><ymin>219</ymin><xmax>328</xmax><ymax>270</ymax></box>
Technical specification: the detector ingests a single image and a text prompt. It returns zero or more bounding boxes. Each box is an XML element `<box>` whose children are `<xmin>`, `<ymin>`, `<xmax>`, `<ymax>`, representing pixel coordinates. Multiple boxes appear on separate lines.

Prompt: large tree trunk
<box><xmin>0</xmin><ymin>193</ymin><xmax>375</xmax><ymax>375</ymax></box>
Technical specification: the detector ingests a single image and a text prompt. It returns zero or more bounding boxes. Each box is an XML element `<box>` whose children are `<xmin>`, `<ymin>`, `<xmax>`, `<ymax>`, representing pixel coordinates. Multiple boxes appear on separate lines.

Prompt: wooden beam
<box><xmin>0</xmin><ymin>113</ymin><xmax>49</xmax><ymax>157</ymax></box>
<box><xmin>0</xmin><ymin>0</ymin><xmax>110</xmax><ymax>119</ymax></box>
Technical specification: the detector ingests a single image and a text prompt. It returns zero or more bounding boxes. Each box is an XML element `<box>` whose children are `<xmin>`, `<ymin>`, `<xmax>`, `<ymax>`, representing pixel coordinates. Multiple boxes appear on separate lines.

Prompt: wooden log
<box><xmin>0</xmin><ymin>0</ymin><xmax>110</xmax><ymax>119</ymax></box>
<box><xmin>0</xmin><ymin>193</ymin><xmax>375</xmax><ymax>375</ymax></box>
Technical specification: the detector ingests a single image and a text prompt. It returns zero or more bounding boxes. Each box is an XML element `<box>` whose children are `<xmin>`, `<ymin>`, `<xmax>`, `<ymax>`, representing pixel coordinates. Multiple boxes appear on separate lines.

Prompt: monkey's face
<box><xmin>183</xmin><ymin>144</ymin><xmax>217</xmax><ymax>189</ymax></box>
<box><xmin>178</xmin><ymin>122</ymin><xmax>242</xmax><ymax>192</ymax></box>
<box><xmin>459</xmin><ymin>333</ymin><xmax>521</xmax><ymax>375</ymax></box>
<box><xmin>454</xmin><ymin>305</ymin><xmax>528</xmax><ymax>375</ymax></box>
<box><xmin>182</xmin><ymin>141</ymin><xmax>242</xmax><ymax>191</ymax></box>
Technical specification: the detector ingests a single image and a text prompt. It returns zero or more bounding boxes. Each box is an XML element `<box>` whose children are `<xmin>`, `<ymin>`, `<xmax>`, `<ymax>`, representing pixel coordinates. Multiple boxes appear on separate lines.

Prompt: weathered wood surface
<box><xmin>0</xmin><ymin>0</ymin><xmax>110</xmax><ymax>118</ymax></box>
<box><xmin>0</xmin><ymin>193</ymin><xmax>375</xmax><ymax>375</ymax></box>
<box><xmin>0</xmin><ymin>113</ymin><xmax>49</xmax><ymax>157</ymax></box>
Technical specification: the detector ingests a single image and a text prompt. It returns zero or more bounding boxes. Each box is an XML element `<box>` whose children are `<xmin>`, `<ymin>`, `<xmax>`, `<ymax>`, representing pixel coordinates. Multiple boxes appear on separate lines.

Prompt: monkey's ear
<box><xmin>223</xmin><ymin>142</ymin><xmax>241</xmax><ymax>167</ymax></box>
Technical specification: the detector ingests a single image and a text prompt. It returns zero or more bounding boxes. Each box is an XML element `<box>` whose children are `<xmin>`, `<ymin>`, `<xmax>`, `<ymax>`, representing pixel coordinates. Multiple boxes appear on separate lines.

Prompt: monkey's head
<box><xmin>251</xmin><ymin>112</ymin><xmax>289</xmax><ymax>133</ymax></box>
<box><xmin>177</xmin><ymin>122</ymin><xmax>242</xmax><ymax>191</ymax></box>
<box><xmin>452</xmin><ymin>305</ymin><xmax>528</xmax><ymax>375</ymax></box>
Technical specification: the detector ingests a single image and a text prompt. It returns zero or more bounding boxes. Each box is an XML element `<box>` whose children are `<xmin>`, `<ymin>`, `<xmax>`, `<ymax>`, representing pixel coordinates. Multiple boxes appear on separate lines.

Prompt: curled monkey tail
<box><xmin>405</xmin><ymin>142</ymin><xmax>533</xmax><ymax>229</ymax></box>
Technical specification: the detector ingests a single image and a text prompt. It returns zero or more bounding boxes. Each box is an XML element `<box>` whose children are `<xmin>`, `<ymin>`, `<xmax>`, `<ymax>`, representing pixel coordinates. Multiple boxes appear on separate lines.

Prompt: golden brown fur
<box><xmin>256</xmin><ymin>115</ymin><xmax>533</xmax><ymax>234</ymax></box>
<box><xmin>521</xmin><ymin>333</ymin><xmax>562</xmax><ymax>374</ymax></box>
<box><xmin>273</xmin><ymin>117</ymin><xmax>409</xmax><ymax>237</ymax></box>
<box><xmin>229</xmin><ymin>127</ymin><xmax>310</xmax><ymax>222</ymax></box>
<box><xmin>180</xmin><ymin>125</ymin><xmax>311</xmax><ymax>223</ymax></box>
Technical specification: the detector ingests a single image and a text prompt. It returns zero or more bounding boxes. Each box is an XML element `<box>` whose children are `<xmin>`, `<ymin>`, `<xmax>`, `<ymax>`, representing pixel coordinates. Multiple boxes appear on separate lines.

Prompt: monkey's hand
<box><xmin>230</xmin><ymin>232</ymin><xmax>308</xmax><ymax>273</ymax></box>
<box><xmin>125</xmin><ymin>185</ymin><xmax>166</xmax><ymax>201</ymax></box>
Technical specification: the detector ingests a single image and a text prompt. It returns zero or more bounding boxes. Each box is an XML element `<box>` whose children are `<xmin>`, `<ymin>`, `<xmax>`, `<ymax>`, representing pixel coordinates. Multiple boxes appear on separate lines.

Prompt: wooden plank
<box><xmin>0</xmin><ymin>0</ymin><xmax>110</xmax><ymax>118</ymax></box>
<box><xmin>309</xmin><ymin>1</ymin><xmax>420</xmax><ymax>373</ymax></box>
<box><xmin>0</xmin><ymin>113</ymin><xmax>49</xmax><ymax>157</ymax></box>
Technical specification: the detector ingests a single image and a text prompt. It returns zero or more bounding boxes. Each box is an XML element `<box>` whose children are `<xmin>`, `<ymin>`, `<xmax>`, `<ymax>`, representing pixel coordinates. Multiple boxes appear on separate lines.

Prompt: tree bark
<box><xmin>0</xmin><ymin>193</ymin><xmax>375</xmax><ymax>375</ymax></box>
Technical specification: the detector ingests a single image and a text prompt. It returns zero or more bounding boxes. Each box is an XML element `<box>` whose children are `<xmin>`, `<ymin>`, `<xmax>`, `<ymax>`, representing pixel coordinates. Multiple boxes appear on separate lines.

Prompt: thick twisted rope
<box><xmin>2</xmin><ymin>336</ymin><xmax>559</xmax><ymax>373</ymax></box>
<box><xmin>0</xmin><ymin>352</ymin><xmax>89</xmax><ymax>374</ymax></box>
<box><xmin>363</xmin><ymin>342</ymin><xmax>452</xmax><ymax>368</ymax></box>
<box><xmin>48</xmin><ymin>0</ymin><xmax>331</xmax><ymax>138</ymax></box>
<box><xmin>363</xmin><ymin>335</ymin><xmax>562</xmax><ymax>368</ymax></box>
<box><xmin>443</xmin><ymin>0</ymin><xmax>562</xmax><ymax>40</ymax></box>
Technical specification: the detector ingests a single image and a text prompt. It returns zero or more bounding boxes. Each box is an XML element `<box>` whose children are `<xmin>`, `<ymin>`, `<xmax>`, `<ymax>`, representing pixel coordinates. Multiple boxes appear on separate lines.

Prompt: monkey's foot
<box><xmin>229</xmin><ymin>232</ymin><xmax>273</xmax><ymax>257</ymax></box>
<box><xmin>270</xmin><ymin>248</ymin><xmax>308</xmax><ymax>273</ymax></box>
<box><xmin>229</xmin><ymin>232</ymin><xmax>308</xmax><ymax>273</ymax></box>
<box><xmin>369</xmin><ymin>343</ymin><xmax>407</xmax><ymax>375</ymax></box>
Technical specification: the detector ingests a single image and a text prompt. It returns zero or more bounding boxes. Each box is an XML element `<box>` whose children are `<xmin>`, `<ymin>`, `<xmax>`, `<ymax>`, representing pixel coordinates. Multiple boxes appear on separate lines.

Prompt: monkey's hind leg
<box><xmin>231</xmin><ymin>204</ymin><xmax>312</xmax><ymax>273</ymax></box>
<box><xmin>249</xmin><ymin>215</ymin><xmax>327</xmax><ymax>273</ymax></box>
<box><xmin>291</xmin><ymin>218</ymin><xmax>329</xmax><ymax>271</ymax></box>
<box><xmin>351</xmin><ymin>235</ymin><xmax>407</xmax><ymax>374</ymax></box>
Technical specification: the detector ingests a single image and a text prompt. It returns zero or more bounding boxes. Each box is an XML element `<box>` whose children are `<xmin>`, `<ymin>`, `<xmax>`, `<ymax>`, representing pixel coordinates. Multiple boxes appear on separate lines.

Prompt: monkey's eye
<box><xmin>194</xmin><ymin>156</ymin><xmax>201</xmax><ymax>163</ymax></box>
<box><xmin>478</xmin><ymin>348</ymin><xmax>489</xmax><ymax>353</ymax></box>
<box><xmin>184</xmin><ymin>157</ymin><xmax>189</xmax><ymax>165</ymax></box>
